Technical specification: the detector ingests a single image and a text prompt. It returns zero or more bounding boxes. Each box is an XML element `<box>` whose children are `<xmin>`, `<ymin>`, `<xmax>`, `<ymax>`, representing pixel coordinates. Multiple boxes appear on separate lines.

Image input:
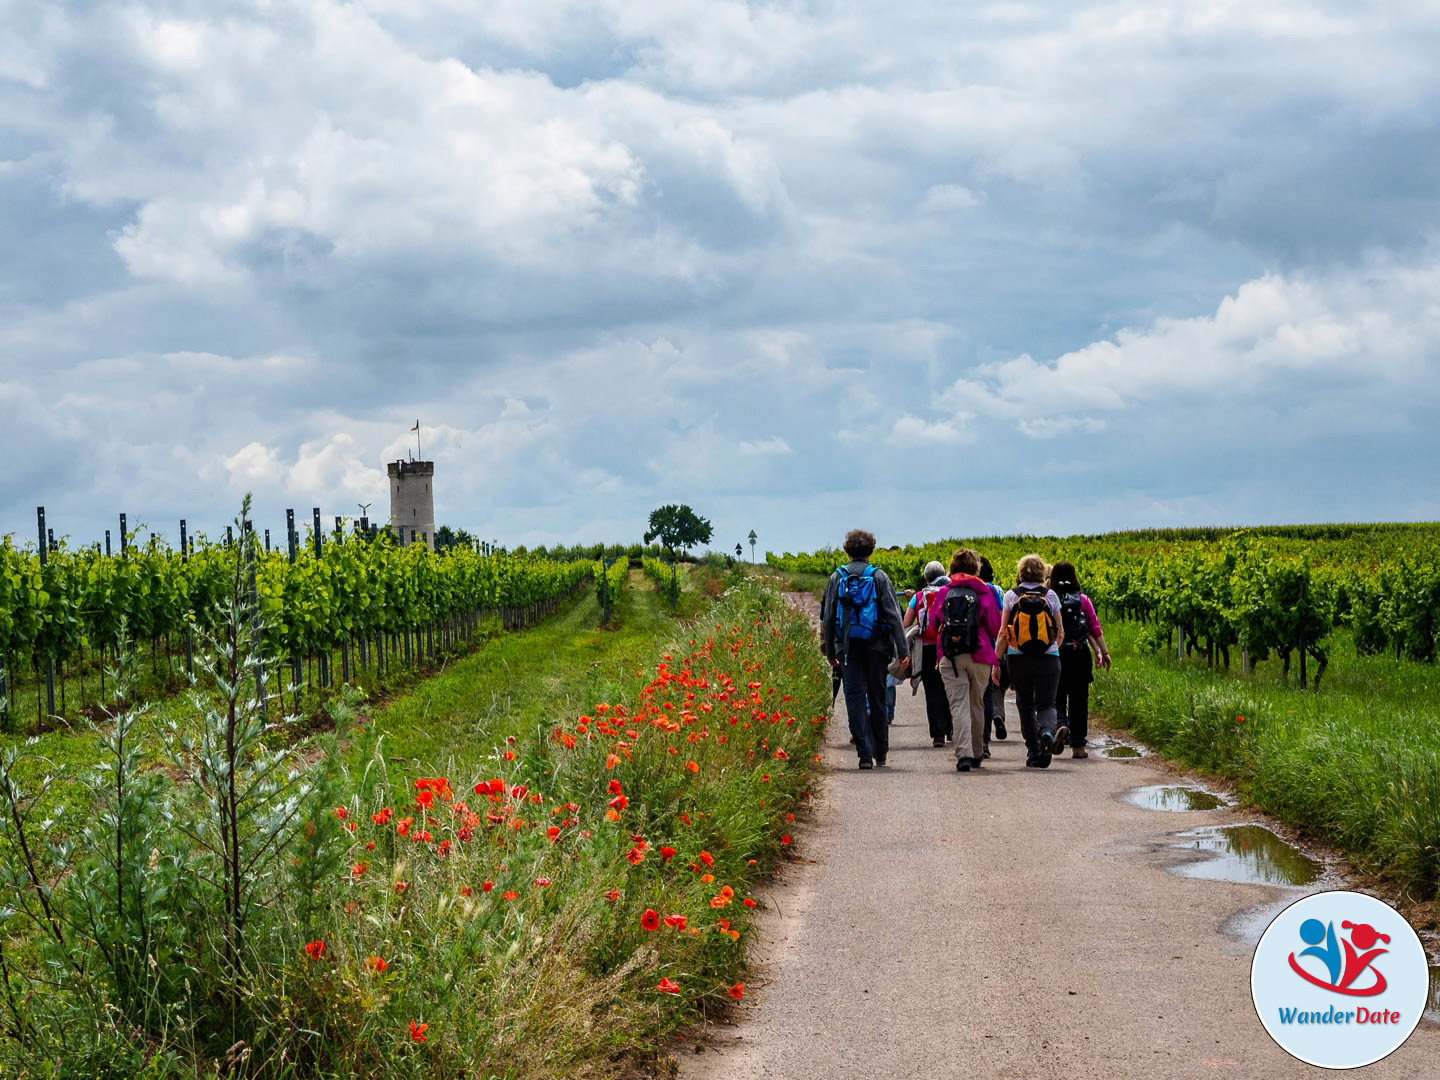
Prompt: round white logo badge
<box><xmin>1251</xmin><ymin>890</ymin><xmax>1429</xmax><ymax>1069</ymax></box>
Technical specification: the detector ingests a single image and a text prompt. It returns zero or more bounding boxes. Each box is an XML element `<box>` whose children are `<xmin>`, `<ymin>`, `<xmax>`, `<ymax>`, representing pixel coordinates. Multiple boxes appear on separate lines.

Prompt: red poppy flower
<box><xmin>334</xmin><ymin>806</ymin><xmax>348</xmax><ymax>820</ymax></box>
<box><xmin>664</xmin><ymin>914</ymin><xmax>687</xmax><ymax>930</ymax></box>
<box><xmin>409</xmin><ymin>1020</ymin><xmax>428</xmax><ymax>1043</ymax></box>
<box><xmin>640</xmin><ymin>908</ymin><xmax>661</xmax><ymax>931</ymax></box>
<box><xmin>481</xmin><ymin>880</ymin><xmax>494</xmax><ymax>892</ymax></box>
<box><xmin>394</xmin><ymin>881</ymin><xmax>408</xmax><ymax>893</ymax></box>
<box><xmin>604</xmin><ymin>887</ymin><xmax>620</xmax><ymax>902</ymax></box>
<box><xmin>608</xmin><ymin>779</ymin><xmax>623</xmax><ymax>795</ymax></box>
<box><xmin>660</xmin><ymin>846</ymin><xmax>677</xmax><ymax>861</ymax></box>
<box><xmin>699</xmin><ymin>850</ymin><xmax>714</xmax><ymax>868</ymax></box>
<box><xmin>728</xmin><ymin>983</ymin><xmax>744</xmax><ymax>1000</ymax></box>
<box><xmin>351</xmin><ymin>861</ymin><xmax>368</xmax><ymax>879</ymax></box>
<box><xmin>366</xmin><ymin>955</ymin><xmax>388</xmax><ymax>973</ymax></box>
<box><xmin>608</xmin><ymin>795</ymin><xmax>628</xmax><ymax>810</ymax></box>
<box><xmin>626</xmin><ymin>847</ymin><xmax>645</xmax><ymax>865</ymax></box>
<box><xmin>546</xmin><ymin>826</ymin><xmax>561</xmax><ymax>842</ymax></box>
<box><xmin>372</xmin><ymin>808</ymin><xmax>393</xmax><ymax>825</ymax></box>
<box><xmin>657</xmin><ymin>977</ymin><xmax>681</xmax><ymax>994</ymax></box>
<box><xmin>685</xmin><ymin>761</ymin><xmax>699</xmax><ymax>773</ymax></box>
<box><xmin>743</xmin><ymin>897</ymin><xmax>757</xmax><ymax>908</ymax></box>
<box><xmin>503</xmin><ymin>751</ymin><xmax>517</xmax><ymax>761</ymax></box>
<box><xmin>502</xmin><ymin>890</ymin><xmax>519</xmax><ymax>901</ymax></box>
<box><xmin>304</xmin><ymin>940</ymin><xmax>326</xmax><ymax>960</ymax></box>
<box><xmin>780</xmin><ymin>835</ymin><xmax>791</xmax><ymax>845</ymax></box>
<box><xmin>534</xmin><ymin>877</ymin><xmax>552</xmax><ymax>887</ymax></box>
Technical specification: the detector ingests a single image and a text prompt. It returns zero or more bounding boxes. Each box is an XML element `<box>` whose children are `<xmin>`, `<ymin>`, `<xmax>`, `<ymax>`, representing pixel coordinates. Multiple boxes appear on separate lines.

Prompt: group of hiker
<box><xmin>820</xmin><ymin>529</ymin><xmax>1111</xmax><ymax>771</ymax></box>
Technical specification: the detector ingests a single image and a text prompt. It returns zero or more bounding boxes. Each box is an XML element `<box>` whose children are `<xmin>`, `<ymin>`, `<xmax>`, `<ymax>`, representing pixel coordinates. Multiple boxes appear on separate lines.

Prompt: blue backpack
<box><xmin>835</xmin><ymin>564</ymin><xmax>880</xmax><ymax>640</ymax></box>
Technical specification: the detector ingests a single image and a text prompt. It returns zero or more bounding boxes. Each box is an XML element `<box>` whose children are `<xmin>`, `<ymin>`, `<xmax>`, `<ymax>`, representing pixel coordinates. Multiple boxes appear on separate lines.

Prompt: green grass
<box><xmin>1094</xmin><ymin>621</ymin><xmax>1440</xmax><ymax>905</ymax></box>
<box><xmin>356</xmin><ymin>575</ymin><xmax>700</xmax><ymax>792</ymax></box>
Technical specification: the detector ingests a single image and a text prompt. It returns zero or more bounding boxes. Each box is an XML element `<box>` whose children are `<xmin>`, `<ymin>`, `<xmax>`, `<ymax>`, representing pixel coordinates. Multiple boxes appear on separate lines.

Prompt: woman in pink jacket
<box><xmin>925</xmin><ymin>549</ymin><xmax>1002</xmax><ymax>772</ymax></box>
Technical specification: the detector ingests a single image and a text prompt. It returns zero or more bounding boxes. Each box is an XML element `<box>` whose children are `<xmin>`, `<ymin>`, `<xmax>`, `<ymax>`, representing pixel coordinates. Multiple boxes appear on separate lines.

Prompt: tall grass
<box><xmin>1094</xmin><ymin>622</ymin><xmax>1440</xmax><ymax>903</ymax></box>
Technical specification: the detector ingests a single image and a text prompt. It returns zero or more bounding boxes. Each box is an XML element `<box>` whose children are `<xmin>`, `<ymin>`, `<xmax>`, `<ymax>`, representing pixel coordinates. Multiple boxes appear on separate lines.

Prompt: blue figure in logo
<box><xmin>1298</xmin><ymin>918</ymin><xmax>1341</xmax><ymax>985</ymax></box>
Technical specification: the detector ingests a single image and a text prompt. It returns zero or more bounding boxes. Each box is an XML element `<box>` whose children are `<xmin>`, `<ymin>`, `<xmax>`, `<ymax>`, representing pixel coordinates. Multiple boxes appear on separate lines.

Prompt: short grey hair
<box><xmin>923</xmin><ymin>560</ymin><xmax>946</xmax><ymax>583</ymax></box>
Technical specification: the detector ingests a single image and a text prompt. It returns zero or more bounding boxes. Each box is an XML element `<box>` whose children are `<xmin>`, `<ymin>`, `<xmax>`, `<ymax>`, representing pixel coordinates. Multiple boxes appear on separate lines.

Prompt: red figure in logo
<box><xmin>1289</xmin><ymin>919</ymin><xmax>1389</xmax><ymax>996</ymax></box>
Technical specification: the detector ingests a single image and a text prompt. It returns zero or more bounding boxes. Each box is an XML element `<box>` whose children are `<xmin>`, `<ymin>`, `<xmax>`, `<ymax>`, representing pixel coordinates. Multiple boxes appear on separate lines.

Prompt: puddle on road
<box><xmin>1428</xmin><ymin>965</ymin><xmax>1440</xmax><ymax>1022</ymax></box>
<box><xmin>1105</xmin><ymin>744</ymin><xmax>1142</xmax><ymax>758</ymax></box>
<box><xmin>1170</xmin><ymin>825</ymin><xmax>1322</xmax><ymax>887</ymax></box>
<box><xmin>1126</xmin><ymin>785</ymin><xmax>1228</xmax><ymax>812</ymax></box>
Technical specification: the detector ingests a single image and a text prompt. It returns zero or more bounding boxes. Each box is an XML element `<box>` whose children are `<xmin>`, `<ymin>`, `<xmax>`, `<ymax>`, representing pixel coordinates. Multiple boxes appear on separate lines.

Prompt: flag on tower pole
<box><xmin>411</xmin><ymin>420</ymin><xmax>421</xmax><ymax>459</ymax></box>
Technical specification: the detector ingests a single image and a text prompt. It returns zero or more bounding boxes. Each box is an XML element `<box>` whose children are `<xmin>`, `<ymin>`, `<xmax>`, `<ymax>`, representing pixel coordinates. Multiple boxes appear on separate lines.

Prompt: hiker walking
<box><xmin>993</xmin><ymin>553</ymin><xmax>1064</xmax><ymax>768</ymax></box>
<box><xmin>821</xmin><ymin>530</ymin><xmax>909</xmax><ymax>769</ymax></box>
<box><xmin>1046</xmin><ymin>560</ymin><xmax>1111</xmax><ymax>759</ymax></box>
<box><xmin>924</xmin><ymin>549</ymin><xmax>1002</xmax><ymax>772</ymax></box>
<box><xmin>978</xmin><ymin>555</ymin><xmax>1009</xmax><ymax>755</ymax></box>
<box><xmin>903</xmin><ymin>561</ymin><xmax>954</xmax><ymax>746</ymax></box>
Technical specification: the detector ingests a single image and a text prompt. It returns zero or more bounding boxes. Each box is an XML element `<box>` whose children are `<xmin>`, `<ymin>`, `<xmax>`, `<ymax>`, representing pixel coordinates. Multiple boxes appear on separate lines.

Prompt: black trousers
<box><xmin>920</xmin><ymin>642</ymin><xmax>952</xmax><ymax>740</ymax></box>
<box><xmin>841</xmin><ymin>638</ymin><xmax>890</xmax><ymax>762</ymax></box>
<box><xmin>1056</xmin><ymin>646</ymin><xmax>1093</xmax><ymax>748</ymax></box>
<box><xmin>983</xmin><ymin>654</ymin><xmax>1009</xmax><ymax>743</ymax></box>
<box><xmin>1008</xmin><ymin>651</ymin><xmax>1060</xmax><ymax>753</ymax></box>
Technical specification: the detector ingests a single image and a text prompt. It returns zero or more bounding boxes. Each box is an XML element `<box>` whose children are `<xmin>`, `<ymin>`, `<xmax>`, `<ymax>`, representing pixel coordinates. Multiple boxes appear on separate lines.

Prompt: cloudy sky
<box><xmin>3</xmin><ymin>0</ymin><xmax>1439</xmax><ymax>555</ymax></box>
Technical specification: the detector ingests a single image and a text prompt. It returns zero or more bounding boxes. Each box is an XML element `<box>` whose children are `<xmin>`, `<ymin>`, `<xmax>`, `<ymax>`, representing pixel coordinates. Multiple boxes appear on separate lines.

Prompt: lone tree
<box><xmin>644</xmin><ymin>504</ymin><xmax>713</xmax><ymax>562</ymax></box>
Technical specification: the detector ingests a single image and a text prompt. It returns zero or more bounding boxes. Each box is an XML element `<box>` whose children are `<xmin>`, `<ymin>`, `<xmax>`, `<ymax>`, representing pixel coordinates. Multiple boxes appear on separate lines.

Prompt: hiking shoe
<box><xmin>1037</xmin><ymin>732</ymin><xmax>1054</xmax><ymax>769</ymax></box>
<box><xmin>858</xmin><ymin>759</ymin><xmax>874</xmax><ymax>770</ymax></box>
<box><xmin>1072</xmin><ymin>746</ymin><xmax>1089</xmax><ymax>759</ymax></box>
<box><xmin>956</xmin><ymin>760</ymin><xmax>970</xmax><ymax>772</ymax></box>
<box><xmin>875</xmin><ymin>757</ymin><xmax>887</xmax><ymax>767</ymax></box>
<box><xmin>933</xmin><ymin>737</ymin><xmax>945</xmax><ymax>748</ymax></box>
<box><xmin>982</xmin><ymin>745</ymin><xmax>991</xmax><ymax>759</ymax></box>
<box><xmin>970</xmin><ymin>756</ymin><xmax>983</xmax><ymax>768</ymax></box>
<box><xmin>1024</xmin><ymin>753</ymin><xmax>1039</xmax><ymax>768</ymax></box>
<box><xmin>1053</xmin><ymin>724</ymin><xmax>1069</xmax><ymax>753</ymax></box>
<box><xmin>993</xmin><ymin>718</ymin><xmax>1008</xmax><ymax>740</ymax></box>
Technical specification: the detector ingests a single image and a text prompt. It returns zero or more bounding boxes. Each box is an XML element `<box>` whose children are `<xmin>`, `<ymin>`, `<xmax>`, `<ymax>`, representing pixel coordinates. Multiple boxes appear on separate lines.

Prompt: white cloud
<box><xmin>223</xmin><ymin>442</ymin><xmax>282</xmax><ymax>486</ymax></box>
<box><xmin>737</xmin><ymin>435</ymin><xmax>791</xmax><ymax>456</ymax></box>
<box><xmin>919</xmin><ymin>185</ymin><xmax>982</xmax><ymax>213</ymax></box>
<box><xmin>954</xmin><ymin>256</ymin><xmax>1440</xmax><ymax>434</ymax></box>
<box><xmin>888</xmin><ymin>414</ymin><xmax>975</xmax><ymax>445</ymax></box>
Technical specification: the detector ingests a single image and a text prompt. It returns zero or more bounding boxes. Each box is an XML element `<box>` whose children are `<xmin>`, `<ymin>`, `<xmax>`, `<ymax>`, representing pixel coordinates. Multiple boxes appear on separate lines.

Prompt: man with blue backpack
<box><xmin>821</xmin><ymin>529</ymin><xmax>909</xmax><ymax>769</ymax></box>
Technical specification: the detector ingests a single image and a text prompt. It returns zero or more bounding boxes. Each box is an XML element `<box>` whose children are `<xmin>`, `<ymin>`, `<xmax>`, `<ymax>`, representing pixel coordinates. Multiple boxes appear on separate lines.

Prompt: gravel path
<box><xmin>679</xmin><ymin>597</ymin><xmax>1440</xmax><ymax>1079</ymax></box>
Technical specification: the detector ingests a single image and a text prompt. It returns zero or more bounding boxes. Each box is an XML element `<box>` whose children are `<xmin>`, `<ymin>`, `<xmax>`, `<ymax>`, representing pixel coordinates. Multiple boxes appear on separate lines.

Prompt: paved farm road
<box><xmin>678</xmin><ymin>597</ymin><xmax>1440</xmax><ymax>1080</ymax></box>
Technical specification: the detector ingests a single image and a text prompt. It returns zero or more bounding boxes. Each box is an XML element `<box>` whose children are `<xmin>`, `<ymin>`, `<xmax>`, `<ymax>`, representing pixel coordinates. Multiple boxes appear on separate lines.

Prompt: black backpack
<box><xmin>939</xmin><ymin>585</ymin><xmax>982</xmax><ymax>659</ymax></box>
<box><xmin>1059</xmin><ymin>591</ymin><xmax>1089</xmax><ymax>650</ymax></box>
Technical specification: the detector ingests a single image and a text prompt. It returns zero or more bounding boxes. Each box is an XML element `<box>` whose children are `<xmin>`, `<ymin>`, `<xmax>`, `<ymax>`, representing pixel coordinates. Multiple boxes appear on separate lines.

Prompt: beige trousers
<box><xmin>939</xmin><ymin>652</ymin><xmax>991</xmax><ymax>761</ymax></box>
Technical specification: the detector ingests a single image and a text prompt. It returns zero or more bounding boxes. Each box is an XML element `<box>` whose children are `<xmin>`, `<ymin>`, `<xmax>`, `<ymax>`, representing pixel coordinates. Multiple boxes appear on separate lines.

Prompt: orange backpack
<box><xmin>1007</xmin><ymin>586</ymin><xmax>1056</xmax><ymax>655</ymax></box>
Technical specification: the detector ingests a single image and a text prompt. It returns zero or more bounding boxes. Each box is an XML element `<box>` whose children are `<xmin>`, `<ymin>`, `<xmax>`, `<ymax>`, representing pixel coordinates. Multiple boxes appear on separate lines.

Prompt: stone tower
<box><xmin>388</xmin><ymin>460</ymin><xmax>435</xmax><ymax>548</ymax></box>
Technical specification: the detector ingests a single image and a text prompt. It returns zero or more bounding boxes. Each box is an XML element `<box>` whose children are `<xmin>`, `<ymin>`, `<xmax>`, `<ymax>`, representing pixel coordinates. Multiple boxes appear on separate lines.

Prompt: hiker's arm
<box><xmin>820</xmin><ymin>575</ymin><xmax>838</xmax><ymax>659</ymax></box>
<box><xmin>1083</xmin><ymin>595</ymin><xmax>1110</xmax><ymax>668</ymax></box>
<box><xmin>876</xmin><ymin>572</ymin><xmax>909</xmax><ymax>661</ymax></box>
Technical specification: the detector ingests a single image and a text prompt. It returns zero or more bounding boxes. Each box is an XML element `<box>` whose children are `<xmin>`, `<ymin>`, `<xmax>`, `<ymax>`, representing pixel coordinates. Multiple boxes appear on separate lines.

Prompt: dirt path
<box><xmin>679</xmin><ymin>598</ymin><xmax>1440</xmax><ymax>1079</ymax></box>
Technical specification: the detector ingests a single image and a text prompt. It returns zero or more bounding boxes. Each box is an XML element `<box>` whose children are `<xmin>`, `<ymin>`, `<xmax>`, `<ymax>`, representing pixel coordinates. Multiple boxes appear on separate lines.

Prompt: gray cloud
<box><xmin>2</xmin><ymin>0</ymin><xmax>1439</xmax><ymax>554</ymax></box>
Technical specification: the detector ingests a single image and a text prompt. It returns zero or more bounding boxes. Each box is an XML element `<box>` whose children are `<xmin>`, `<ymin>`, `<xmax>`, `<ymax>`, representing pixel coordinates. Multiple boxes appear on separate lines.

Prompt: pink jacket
<box><xmin>925</xmin><ymin>573</ymin><xmax>1003</xmax><ymax>666</ymax></box>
